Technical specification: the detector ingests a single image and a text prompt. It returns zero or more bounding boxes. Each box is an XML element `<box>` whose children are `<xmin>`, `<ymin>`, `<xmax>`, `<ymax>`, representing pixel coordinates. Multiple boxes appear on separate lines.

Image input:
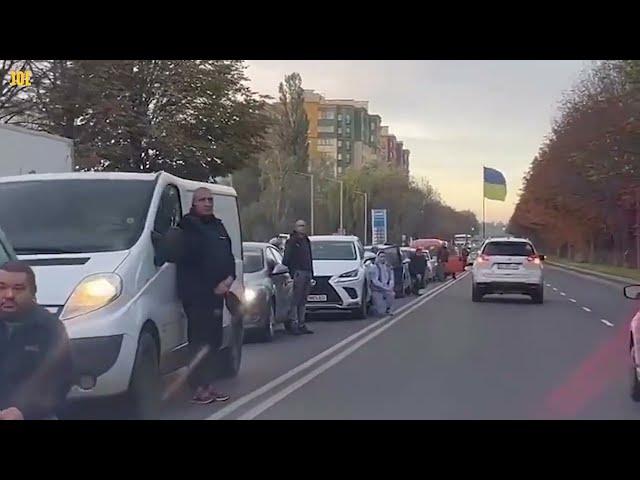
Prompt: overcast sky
<box><xmin>245</xmin><ymin>60</ymin><xmax>588</xmax><ymax>223</ymax></box>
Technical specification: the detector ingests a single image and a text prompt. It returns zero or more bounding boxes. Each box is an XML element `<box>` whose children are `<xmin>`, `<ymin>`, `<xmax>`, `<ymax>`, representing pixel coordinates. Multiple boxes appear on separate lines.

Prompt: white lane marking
<box><xmin>553</xmin><ymin>288</ymin><xmax>558</xmax><ymax>292</ymax></box>
<box><xmin>237</xmin><ymin>274</ymin><xmax>465</xmax><ymax>420</ymax></box>
<box><xmin>600</xmin><ymin>319</ymin><xmax>614</xmax><ymax>327</ymax></box>
<box><xmin>207</xmin><ymin>273</ymin><xmax>467</xmax><ymax>420</ymax></box>
<box><xmin>582</xmin><ymin>307</ymin><xmax>591</xmax><ymax>312</ymax></box>
<box><xmin>560</xmin><ymin>292</ymin><xmax>566</xmax><ymax>296</ymax></box>
<box><xmin>546</xmin><ymin>283</ymin><xmax>551</xmax><ymax>287</ymax></box>
<box><xmin>569</xmin><ymin>298</ymin><xmax>577</xmax><ymax>303</ymax></box>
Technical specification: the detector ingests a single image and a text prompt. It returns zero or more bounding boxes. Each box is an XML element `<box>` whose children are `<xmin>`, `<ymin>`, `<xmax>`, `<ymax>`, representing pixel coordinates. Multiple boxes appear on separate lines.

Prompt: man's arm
<box><xmin>282</xmin><ymin>238</ymin><xmax>294</xmax><ymax>269</ymax></box>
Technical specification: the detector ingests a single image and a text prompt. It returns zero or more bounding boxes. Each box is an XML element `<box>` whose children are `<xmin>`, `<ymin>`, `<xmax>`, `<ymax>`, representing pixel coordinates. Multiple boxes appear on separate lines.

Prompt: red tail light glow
<box><xmin>478</xmin><ymin>254</ymin><xmax>490</xmax><ymax>262</ymax></box>
<box><xmin>527</xmin><ymin>255</ymin><xmax>541</xmax><ymax>265</ymax></box>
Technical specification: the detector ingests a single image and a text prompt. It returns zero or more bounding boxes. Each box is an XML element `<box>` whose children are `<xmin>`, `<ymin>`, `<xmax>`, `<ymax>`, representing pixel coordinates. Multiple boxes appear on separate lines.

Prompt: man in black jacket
<box><xmin>409</xmin><ymin>248</ymin><xmax>428</xmax><ymax>295</ymax></box>
<box><xmin>0</xmin><ymin>261</ymin><xmax>72</xmax><ymax>420</ymax></box>
<box><xmin>177</xmin><ymin>187</ymin><xmax>235</xmax><ymax>404</ymax></box>
<box><xmin>282</xmin><ymin>220</ymin><xmax>315</xmax><ymax>335</ymax></box>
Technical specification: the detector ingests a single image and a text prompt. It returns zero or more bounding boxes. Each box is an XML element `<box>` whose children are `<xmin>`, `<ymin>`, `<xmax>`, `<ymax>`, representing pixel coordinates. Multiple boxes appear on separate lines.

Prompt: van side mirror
<box><xmin>624</xmin><ymin>285</ymin><xmax>640</xmax><ymax>300</ymax></box>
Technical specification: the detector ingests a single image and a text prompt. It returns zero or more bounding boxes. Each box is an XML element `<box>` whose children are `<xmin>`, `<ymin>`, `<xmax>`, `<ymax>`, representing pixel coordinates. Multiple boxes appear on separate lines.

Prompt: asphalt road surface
<box><xmin>68</xmin><ymin>266</ymin><xmax>640</xmax><ymax>420</ymax></box>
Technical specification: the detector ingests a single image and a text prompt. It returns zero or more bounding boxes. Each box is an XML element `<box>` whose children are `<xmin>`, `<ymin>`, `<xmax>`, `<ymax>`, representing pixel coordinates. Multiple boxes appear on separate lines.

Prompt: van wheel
<box><xmin>219</xmin><ymin>321</ymin><xmax>243</xmax><ymax>378</ymax></box>
<box><xmin>258</xmin><ymin>302</ymin><xmax>276</xmax><ymax>343</ymax></box>
<box><xmin>126</xmin><ymin>331</ymin><xmax>161</xmax><ymax>420</ymax></box>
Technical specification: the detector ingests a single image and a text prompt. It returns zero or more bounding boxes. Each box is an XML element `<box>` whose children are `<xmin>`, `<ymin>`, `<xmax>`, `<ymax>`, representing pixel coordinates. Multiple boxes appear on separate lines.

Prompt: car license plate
<box><xmin>498</xmin><ymin>264</ymin><xmax>519</xmax><ymax>270</ymax></box>
<box><xmin>307</xmin><ymin>294</ymin><xmax>327</xmax><ymax>302</ymax></box>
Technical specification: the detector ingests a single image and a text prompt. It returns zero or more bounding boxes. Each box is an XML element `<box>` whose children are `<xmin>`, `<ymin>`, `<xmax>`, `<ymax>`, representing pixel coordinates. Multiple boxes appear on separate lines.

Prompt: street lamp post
<box><xmin>323</xmin><ymin>176</ymin><xmax>344</xmax><ymax>234</ymax></box>
<box><xmin>294</xmin><ymin>172</ymin><xmax>314</xmax><ymax>235</ymax></box>
<box><xmin>354</xmin><ymin>190</ymin><xmax>368</xmax><ymax>245</ymax></box>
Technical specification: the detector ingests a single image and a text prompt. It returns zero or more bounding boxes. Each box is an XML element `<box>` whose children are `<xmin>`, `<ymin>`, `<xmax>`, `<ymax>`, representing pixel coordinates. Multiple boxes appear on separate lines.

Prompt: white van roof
<box><xmin>0</xmin><ymin>171</ymin><xmax>237</xmax><ymax>196</ymax></box>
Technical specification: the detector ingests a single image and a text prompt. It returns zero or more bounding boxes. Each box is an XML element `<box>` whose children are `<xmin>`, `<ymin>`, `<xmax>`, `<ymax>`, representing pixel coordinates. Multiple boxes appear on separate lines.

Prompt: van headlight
<box><xmin>60</xmin><ymin>273</ymin><xmax>122</xmax><ymax>321</ymax></box>
<box><xmin>244</xmin><ymin>288</ymin><xmax>257</xmax><ymax>303</ymax></box>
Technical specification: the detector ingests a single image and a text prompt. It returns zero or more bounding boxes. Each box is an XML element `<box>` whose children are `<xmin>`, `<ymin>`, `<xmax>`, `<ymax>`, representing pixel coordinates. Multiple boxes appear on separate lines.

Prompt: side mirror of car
<box><xmin>624</xmin><ymin>285</ymin><xmax>640</xmax><ymax>300</ymax></box>
<box><xmin>272</xmin><ymin>264</ymin><xmax>290</xmax><ymax>276</ymax></box>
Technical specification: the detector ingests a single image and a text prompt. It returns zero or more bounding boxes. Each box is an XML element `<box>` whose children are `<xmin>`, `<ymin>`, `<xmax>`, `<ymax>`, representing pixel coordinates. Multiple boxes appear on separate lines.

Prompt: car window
<box><xmin>269</xmin><ymin>246</ymin><xmax>284</xmax><ymax>264</ymax></box>
<box><xmin>154</xmin><ymin>184</ymin><xmax>182</xmax><ymax>235</ymax></box>
<box><xmin>311</xmin><ymin>241</ymin><xmax>357</xmax><ymax>260</ymax></box>
<box><xmin>243</xmin><ymin>249</ymin><xmax>264</xmax><ymax>273</ymax></box>
<box><xmin>0</xmin><ymin>243</ymin><xmax>9</xmax><ymax>264</ymax></box>
<box><xmin>214</xmin><ymin>194</ymin><xmax>241</xmax><ymax>260</ymax></box>
<box><xmin>483</xmin><ymin>242</ymin><xmax>535</xmax><ymax>256</ymax></box>
<box><xmin>383</xmin><ymin>247</ymin><xmax>401</xmax><ymax>267</ymax></box>
<box><xmin>265</xmin><ymin>247</ymin><xmax>278</xmax><ymax>270</ymax></box>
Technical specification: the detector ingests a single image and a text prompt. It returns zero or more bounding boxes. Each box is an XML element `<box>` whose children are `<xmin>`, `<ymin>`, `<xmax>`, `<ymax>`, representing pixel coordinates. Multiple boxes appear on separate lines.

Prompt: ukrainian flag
<box><xmin>483</xmin><ymin>167</ymin><xmax>507</xmax><ymax>201</ymax></box>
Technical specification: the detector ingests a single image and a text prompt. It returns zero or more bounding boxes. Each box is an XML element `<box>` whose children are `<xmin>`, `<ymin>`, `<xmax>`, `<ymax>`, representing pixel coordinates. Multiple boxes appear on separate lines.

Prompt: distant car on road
<box><xmin>308</xmin><ymin>235</ymin><xmax>371</xmax><ymax>319</ymax></box>
<box><xmin>242</xmin><ymin>242</ymin><xmax>294</xmax><ymax>342</ymax></box>
<box><xmin>623</xmin><ymin>285</ymin><xmax>640</xmax><ymax>401</ymax></box>
<box><xmin>471</xmin><ymin>237</ymin><xmax>545</xmax><ymax>303</ymax></box>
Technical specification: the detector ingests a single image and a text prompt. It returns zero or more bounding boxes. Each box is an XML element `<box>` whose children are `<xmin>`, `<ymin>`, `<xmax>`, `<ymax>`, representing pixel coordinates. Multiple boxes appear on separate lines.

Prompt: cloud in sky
<box><xmin>244</xmin><ymin>60</ymin><xmax>587</xmax><ymax>222</ymax></box>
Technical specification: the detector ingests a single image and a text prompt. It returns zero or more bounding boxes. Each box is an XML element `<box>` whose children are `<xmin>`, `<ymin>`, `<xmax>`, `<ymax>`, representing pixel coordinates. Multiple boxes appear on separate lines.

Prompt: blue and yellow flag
<box><xmin>483</xmin><ymin>167</ymin><xmax>506</xmax><ymax>201</ymax></box>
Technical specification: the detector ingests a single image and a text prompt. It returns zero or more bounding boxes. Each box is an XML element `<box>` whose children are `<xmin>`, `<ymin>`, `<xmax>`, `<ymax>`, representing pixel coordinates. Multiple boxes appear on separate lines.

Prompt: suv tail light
<box><xmin>477</xmin><ymin>254</ymin><xmax>490</xmax><ymax>263</ymax></box>
<box><xmin>527</xmin><ymin>255</ymin><xmax>541</xmax><ymax>265</ymax></box>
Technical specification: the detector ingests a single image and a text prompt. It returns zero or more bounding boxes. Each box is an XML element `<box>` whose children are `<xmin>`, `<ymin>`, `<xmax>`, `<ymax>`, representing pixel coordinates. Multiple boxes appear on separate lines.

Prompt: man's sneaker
<box><xmin>207</xmin><ymin>387</ymin><xmax>230</xmax><ymax>402</ymax></box>
<box><xmin>190</xmin><ymin>389</ymin><xmax>215</xmax><ymax>405</ymax></box>
<box><xmin>298</xmin><ymin>325</ymin><xmax>314</xmax><ymax>334</ymax></box>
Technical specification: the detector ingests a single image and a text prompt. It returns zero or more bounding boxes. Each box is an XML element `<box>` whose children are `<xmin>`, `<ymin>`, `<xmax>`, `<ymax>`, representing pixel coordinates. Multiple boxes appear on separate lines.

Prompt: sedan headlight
<box><xmin>244</xmin><ymin>288</ymin><xmax>258</xmax><ymax>303</ymax></box>
<box><xmin>339</xmin><ymin>269</ymin><xmax>360</xmax><ymax>278</ymax></box>
<box><xmin>60</xmin><ymin>273</ymin><xmax>122</xmax><ymax>321</ymax></box>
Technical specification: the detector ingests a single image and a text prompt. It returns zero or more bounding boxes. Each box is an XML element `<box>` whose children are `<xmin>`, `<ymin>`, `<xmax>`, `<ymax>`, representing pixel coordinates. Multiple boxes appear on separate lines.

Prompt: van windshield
<box><xmin>0</xmin><ymin>179</ymin><xmax>156</xmax><ymax>254</ymax></box>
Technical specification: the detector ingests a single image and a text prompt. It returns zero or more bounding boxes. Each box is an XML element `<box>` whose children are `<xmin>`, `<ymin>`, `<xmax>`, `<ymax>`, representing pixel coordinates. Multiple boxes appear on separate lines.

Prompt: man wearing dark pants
<box><xmin>283</xmin><ymin>220</ymin><xmax>315</xmax><ymax>335</ymax></box>
<box><xmin>177</xmin><ymin>187</ymin><xmax>235</xmax><ymax>405</ymax></box>
<box><xmin>0</xmin><ymin>261</ymin><xmax>73</xmax><ymax>420</ymax></box>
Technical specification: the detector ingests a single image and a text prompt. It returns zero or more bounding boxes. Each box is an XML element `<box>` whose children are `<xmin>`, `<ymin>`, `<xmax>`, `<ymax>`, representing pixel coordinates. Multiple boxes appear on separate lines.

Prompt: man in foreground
<box><xmin>0</xmin><ymin>261</ymin><xmax>73</xmax><ymax>420</ymax></box>
<box><xmin>177</xmin><ymin>187</ymin><xmax>235</xmax><ymax>404</ymax></box>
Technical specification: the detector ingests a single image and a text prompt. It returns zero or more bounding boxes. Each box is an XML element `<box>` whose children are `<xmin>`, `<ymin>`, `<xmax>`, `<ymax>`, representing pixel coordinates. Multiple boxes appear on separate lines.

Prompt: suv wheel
<box><xmin>472</xmin><ymin>283</ymin><xmax>482</xmax><ymax>302</ymax></box>
<box><xmin>353</xmin><ymin>285</ymin><xmax>368</xmax><ymax>319</ymax></box>
<box><xmin>532</xmin><ymin>285</ymin><xmax>544</xmax><ymax>304</ymax></box>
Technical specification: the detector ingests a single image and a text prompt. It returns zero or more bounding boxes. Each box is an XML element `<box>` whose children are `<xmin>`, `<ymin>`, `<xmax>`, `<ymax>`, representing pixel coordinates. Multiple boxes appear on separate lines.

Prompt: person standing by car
<box><xmin>282</xmin><ymin>220</ymin><xmax>315</xmax><ymax>335</ymax></box>
<box><xmin>409</xmin><ymin>248</ymin><xmax>428</xmax><ymax>295</ymax></box>
<box><xmin>437</xmin><ymin>243</ymin><xmax>452</xmax><ymax>281</ymax></box>
<box><xmin>177</xmin><ymin>187</ymin><xmax>235</xmax><ymax>404</ymax></box>
<box><xmin>368</xmin><ymin>251</ymin><xmax>395</xmax><ymax>316</ymax></box>
<box><xmin>0</xmin><ymin>261</ymin><xmax>73</xmax><ymax>420</ymax></box>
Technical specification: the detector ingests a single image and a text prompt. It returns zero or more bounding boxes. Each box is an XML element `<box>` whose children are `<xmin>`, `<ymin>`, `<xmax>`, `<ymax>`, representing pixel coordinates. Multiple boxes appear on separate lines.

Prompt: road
<box><xmin>69</xmin><ymin>265</ymin><xmax>640</xmax><ymax>419</ymax></box>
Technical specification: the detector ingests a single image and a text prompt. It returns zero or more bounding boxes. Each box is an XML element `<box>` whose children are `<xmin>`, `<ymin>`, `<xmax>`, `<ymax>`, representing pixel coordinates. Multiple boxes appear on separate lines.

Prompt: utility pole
<box><xmin>295</xmin><ymin>172</ymin><xmax>314</xmax><ymax>235</ymax></box>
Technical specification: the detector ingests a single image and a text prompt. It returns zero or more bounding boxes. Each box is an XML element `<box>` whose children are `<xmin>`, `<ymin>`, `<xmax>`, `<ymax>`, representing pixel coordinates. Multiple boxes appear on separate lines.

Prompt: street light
<box><xmin>323</xmin><ymin>176</ymin><xmax>344</xmax><ymax>234</ymax></box>
<box><xmin>354</xmin><ymin>190</ymin><xmax>368</xmax><ymax>245</ymax></box>
<box><xmin>294</xmin><ymin>172</ymin><xmax>314</xmax><ymax>236</ymax></box>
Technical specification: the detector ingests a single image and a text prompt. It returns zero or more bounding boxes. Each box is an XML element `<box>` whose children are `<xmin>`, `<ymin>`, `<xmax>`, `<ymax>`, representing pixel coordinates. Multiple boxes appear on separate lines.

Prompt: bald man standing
<box><xmin>177</xmin><ymin>187</ymin><xmax>235</xmax><ymax>404</ymax></box>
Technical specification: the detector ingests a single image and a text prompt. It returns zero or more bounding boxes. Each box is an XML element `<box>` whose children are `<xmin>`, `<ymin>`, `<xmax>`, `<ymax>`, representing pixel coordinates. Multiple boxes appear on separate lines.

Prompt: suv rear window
<box><xmin>483</xmin><ymin>242</ymin><xmax>535</xmax><ymax>256</ymax></box>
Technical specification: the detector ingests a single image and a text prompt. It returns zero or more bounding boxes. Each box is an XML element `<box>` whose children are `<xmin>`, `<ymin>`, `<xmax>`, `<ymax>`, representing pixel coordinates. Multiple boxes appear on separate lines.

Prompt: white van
<box><xmin>0</xmin><ymin>171</ymin><xmax>244</xmax><ymax>417</ymax></box>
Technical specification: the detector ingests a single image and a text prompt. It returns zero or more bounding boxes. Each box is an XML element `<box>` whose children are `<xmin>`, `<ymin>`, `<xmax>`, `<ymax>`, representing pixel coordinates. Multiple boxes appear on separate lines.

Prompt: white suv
<box><xmin>471</xmin><ymin>237</ymin><xmax>545</xmax><ymax>303</ymax></box>
<box><xmin>307</xmin><ymin>235</ymin><xmax>372</xmax><ymax>319</ymax></box>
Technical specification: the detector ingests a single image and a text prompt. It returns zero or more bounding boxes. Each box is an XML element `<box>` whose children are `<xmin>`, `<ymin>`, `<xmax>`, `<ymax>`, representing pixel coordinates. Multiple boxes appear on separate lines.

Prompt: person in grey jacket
<box><xmin>368</xmin><ymin>251</ymin><xmax>395</xmax><ymax>316</ymax></box>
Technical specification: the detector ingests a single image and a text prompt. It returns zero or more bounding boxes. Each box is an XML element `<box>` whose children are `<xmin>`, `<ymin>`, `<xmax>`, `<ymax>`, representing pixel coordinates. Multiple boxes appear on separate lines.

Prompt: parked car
<box><xmin>623</xmin><ymin>285</ymin><xmax>640</xmax><ymax>401</ymax></box>
<box><xmin>0</xmin><ymin>226</ymin><xmax>17</xmax><ymax>264</ymax></box>
<box><xmin>307</xmin><ymin>235</ymin><xmax>371</xmax><ymax>319</ymax></box>
<box><xmin>0</xmin><ymin>171</ymin><xmax>245</xmax><ymax>418</ymax></box>
<box><xmin>366</xmin><ymin>244</ymin><xmax>409</xmax><ymax>298</ymax></box>
<box><xmin>242</xmin><ymin>242</ymin><xmax>293</xmax><ymax>342</ymax></box>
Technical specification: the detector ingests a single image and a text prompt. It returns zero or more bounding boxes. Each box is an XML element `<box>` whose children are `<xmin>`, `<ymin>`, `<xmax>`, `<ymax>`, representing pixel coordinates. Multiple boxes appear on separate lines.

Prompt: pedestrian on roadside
<box><xmin>368</xmin><ymin>251</ymin><xmax>395</xmax><ymax>316</ymax></box>
<box><xmin>409</xmin><ymin>247</ymin><xmax>428</xmax><ymax>295</ymax></box>
<box><xmin>437</xmin><ymin>243</ymin><xmax>453</xmax><ymax>281</ymax></box>
<box><xmin>0</xmin><ymin>261</ymin><xmax>73</xmax><ymax>420</ymax></box>
<box><xmin>177</xmin><ymin>187</ymin><xmax>235</xmax><ymax>405</ymax></box>
<box><xmin>282</xmin><ymin>220</ymin><xmax>315</xmax><ymax>335</ymax></box>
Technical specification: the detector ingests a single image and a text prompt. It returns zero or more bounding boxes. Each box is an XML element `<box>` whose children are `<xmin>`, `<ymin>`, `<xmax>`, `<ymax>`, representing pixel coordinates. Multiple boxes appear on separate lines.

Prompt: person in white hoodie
<box><xmin>368</xmin><ymin>251</ymin><xmax>395</xmax><ymax>316</ymax></box>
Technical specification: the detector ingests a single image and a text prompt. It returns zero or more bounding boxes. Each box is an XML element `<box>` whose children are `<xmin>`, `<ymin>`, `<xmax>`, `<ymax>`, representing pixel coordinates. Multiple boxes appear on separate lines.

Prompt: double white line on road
<box><xmin>208</xmin><ymin>272</ymin><xmax>468</xmax><ymax>420</ymax></box>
